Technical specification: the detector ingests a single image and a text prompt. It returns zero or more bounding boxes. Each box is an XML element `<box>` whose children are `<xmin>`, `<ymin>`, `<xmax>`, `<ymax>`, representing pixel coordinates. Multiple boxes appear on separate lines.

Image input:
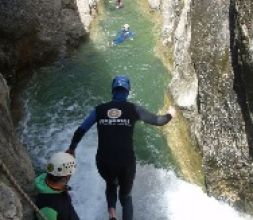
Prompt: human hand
<box><xmin>167</xmin><ymin>106</ymin><xmax>176</xmax><ymax>118</ymax></box>
<box><xmin>66</xmin><ymin>148</ymin><xmax>75</xmax><ymax>157</ymax></box>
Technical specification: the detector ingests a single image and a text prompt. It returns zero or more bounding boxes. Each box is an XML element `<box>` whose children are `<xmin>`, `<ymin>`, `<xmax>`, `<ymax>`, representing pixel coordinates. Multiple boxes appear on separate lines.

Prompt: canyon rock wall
<box><xmin>0</xmin><ymin>0</ymin><xmax>99</xmax><ymax>219</ymax></box>
<box><xmin>0</xmin><ymin>74</ymin><xmax>34</xmax><ymax>219</ymax></box>
<box><xmin>0</xmin><ymin>0</ymin><xmax>99</xmax><ymax>82</ymax></box>
<box><xmin>148</xmin><ymin>0</ymin><xmax>253</xmax><ymax>213</ymax></box>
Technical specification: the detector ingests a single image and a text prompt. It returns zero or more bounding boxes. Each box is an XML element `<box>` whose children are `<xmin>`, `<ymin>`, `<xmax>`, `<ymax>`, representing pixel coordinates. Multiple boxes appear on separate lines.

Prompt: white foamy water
<box><xmin>17</xmin><ymin>91</ymin><xmax>252</xmax><ymax>220</ymax></box>
<box><xmin>20</xmin><ymin>117</ymin><xmax>252</xmax><ymax>220</ymax></box>
<box><xmin>70</xmin><ymin>133</ymin><xmax>253</xmax><ymax>220</ymax></box>
<box><xmin>19</xmin><ymin>68</ymin><xmax>252</xmax><ymax>220</ymax></box>
<box><xmin>133</xmin><ymin>167</ymin><xmax>252</xmax><ymax>220</ymax></box>
<box><xmin>15</xmin><ymin>81</ymin><xmax>251</xmax><ymax>220</ymax></box>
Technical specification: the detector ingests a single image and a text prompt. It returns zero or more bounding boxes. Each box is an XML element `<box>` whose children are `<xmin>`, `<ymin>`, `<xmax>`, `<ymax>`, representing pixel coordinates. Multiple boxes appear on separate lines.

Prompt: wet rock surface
<box><xmin>148</xmin><ymin>0</ymin><xmax>253</xmax><ymax>214</ymax></box>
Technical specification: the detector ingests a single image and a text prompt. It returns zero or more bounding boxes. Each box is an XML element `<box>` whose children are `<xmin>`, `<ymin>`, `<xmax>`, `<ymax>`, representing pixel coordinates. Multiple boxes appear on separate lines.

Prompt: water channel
<box><xmin>18</xmin><ymin>0</ymin><xmax>252</xmax><ymax>219</ymax></box>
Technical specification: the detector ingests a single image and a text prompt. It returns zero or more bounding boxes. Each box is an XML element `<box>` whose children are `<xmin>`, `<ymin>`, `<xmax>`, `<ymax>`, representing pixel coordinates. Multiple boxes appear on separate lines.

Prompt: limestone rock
<box><xmin>0</xmin><ymin>183</ymin><xmax>22</xmax><ymax>220</ymax></box>
<box><xmin>0</xmin><ymin>74</ymin><xmax>35</xmax><ymax>219</ymax></box>
<box><xmin>157</xmin><ymin>0</ymin><xmax>253</xmax><ymax>213</ymax></box>
<box><xmin>148</xmin><ymin>0</ymin><xmax>161</xmax><ymax>10</ymax></box>
<box><xmin>0</xmin><ymin>0</ymin><xmax>99</xmax><ymax>81</ymax></box>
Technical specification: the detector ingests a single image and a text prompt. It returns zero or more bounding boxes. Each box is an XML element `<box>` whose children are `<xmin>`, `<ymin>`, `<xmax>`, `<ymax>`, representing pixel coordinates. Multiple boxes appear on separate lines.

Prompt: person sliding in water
<box><xmin>116</xmin><ymin>0</ymin><xmax>123</xmax><ymax>8</ymax></box>
<box><xmin>112</xmin><ymin>24</ymin><xmax>134</xmax><ymax>46</ymax></box>
<box><xmin>66</xmin><ymin>75</ymin><xmax>176</xmax><ymax>220</ymax></box>
<box><xmin>34</xmin><ymin>152</ymin><xmax>79</xmax><ymax>220</ymax></box>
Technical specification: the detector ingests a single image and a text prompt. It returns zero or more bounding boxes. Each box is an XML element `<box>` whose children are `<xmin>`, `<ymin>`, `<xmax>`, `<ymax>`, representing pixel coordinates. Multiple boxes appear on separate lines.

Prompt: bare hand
<box><xmin>167</xmin><ymin>106</ymin><xmax>176</xmax><ymax>118</ymax></box>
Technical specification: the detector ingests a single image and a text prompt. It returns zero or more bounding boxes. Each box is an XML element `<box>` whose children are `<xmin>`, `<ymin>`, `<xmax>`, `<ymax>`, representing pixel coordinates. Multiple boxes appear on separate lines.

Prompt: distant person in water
<box><xmin>66</xmin><ymin>75</ymin><xmax>176</xmax><ymax>220</ymax></box>
<box><xmin>34</xmin><ymin>152</ymin><xmax>79</xmax><ymax>220</ymax></box>
<box><xmin>116</xmin><ymin>0</ymin><xmax>123</xmax><ymax>8</ymax></box>
<box><xmin>112</xmin><ymin>24</ymin><xmax>135</xmax><ymax>46</ymax></box>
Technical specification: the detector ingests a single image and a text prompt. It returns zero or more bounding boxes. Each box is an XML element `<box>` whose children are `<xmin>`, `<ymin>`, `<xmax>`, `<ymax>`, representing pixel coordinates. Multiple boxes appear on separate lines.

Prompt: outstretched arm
<box><xmin>135</xmin><ymin>105</ymin><xmax>176</xmax><ymax>126</ymax></box>
<box><xmin>67</xmin><ymin>109</ymin><xmax>96</xmax><ymax>155</ymax></box>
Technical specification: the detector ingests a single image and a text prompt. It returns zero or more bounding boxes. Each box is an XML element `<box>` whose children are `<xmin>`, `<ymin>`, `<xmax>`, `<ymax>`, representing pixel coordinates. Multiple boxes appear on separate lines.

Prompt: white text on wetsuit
<box><xmin>99</xmin><ymin>118</ymin><xmax>131</xmax><ymax>126</ymax></box>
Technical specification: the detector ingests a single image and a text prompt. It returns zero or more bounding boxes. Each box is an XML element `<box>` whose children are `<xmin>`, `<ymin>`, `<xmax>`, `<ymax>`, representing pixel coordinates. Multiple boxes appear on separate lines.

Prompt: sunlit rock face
<box><xmin>0</xmin><ymin>0</ymin><xmax>99</xmax><ymax>82</ymax></box>
<box><xmin>157</xmin><ymin>0</ymin><xmax>197</xmax><ymax>108</ymax></box>
<box><xmin>191</xmin><ymin>0</ymin><xmax>253</xmax><ymax>213</ymax></box>
<box><xmin>148</xmin><ymin>0</ymin><xmax>253</xmax><ymax>213</ymax></box>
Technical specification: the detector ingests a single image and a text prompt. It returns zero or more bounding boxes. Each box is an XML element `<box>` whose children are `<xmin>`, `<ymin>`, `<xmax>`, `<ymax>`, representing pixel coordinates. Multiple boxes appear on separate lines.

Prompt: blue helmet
<box><xmin>112</xmin><ymin>75</ymin><xmax>131</xmax><ymax>91</ymax></box>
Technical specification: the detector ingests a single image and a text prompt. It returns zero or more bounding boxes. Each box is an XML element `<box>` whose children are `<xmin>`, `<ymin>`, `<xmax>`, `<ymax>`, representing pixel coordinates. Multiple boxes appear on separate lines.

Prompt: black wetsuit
<box><xmin>69</xmin><ymin>101</ymin><xmax>172</xmax><ymax>220</ymax></box>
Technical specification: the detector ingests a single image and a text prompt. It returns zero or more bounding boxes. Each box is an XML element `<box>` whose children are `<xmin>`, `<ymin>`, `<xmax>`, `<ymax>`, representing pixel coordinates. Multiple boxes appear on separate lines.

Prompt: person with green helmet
<box><xmin>66</xmin><ymin>75</ymin><xmax>176</xmax><ymax>220</ymax></box>
<box><xmin>34</xmin><ymin>152</ymin><xmax>79</xmax><ymax>220</ymax></box>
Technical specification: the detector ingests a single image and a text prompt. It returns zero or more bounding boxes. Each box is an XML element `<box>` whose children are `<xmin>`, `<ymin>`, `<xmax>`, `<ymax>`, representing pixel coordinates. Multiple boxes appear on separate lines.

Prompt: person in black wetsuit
<box><xmin>35</xmin><ymin>152</ymin><xmax>79</xmax><ymax>220</ymax></box>
<box><xmin>66</xmin><ymin>75</ymin><xmax>176</xmax><ymax>220</ymax></box>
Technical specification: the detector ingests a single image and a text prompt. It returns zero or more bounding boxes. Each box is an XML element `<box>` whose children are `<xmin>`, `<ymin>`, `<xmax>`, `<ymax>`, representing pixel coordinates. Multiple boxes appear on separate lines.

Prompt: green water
<box><xmin>20</xmin><ymin>0</ymin><xmax>176</xmax><ymax>170</ymax></box>
<box><xmin>16</xmin><ymin>2</ymin><xmax>253</xmax><ymax>219</ymax></box>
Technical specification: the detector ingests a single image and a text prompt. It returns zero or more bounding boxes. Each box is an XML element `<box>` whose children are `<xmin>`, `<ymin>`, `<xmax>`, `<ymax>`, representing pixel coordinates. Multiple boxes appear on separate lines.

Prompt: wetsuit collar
<box><xmin>112</xmin><ymin>90</ymin><xmax>129</xmax><ymax>102</ymax></box>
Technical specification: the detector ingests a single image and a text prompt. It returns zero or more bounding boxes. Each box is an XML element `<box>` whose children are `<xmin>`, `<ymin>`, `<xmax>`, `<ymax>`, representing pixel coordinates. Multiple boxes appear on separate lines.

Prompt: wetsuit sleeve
<box><xmin>69</xmin><ymin>109</ymin><xmax>96</xmax><ymax>150</ymax></box>
<box><xmin>135</xmin><ymin>105</ymin><xmax>172</xmax><ymax>126</ymax></box>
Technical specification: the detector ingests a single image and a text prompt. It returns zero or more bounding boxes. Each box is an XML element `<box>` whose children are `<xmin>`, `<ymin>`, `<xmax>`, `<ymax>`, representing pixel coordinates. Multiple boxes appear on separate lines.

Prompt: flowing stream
<box><xmin>18</xmin><ymin>0</ymin><xmax>252</xmax><ymax>219</ymax></box>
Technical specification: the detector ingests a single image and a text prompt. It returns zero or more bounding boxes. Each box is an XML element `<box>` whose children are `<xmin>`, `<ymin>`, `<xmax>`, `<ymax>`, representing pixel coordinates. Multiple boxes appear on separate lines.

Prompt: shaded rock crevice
<box><xmin>229</xmin><ymin>0</ymin><xmax>253</xmax><ymax>158</ymax></box>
